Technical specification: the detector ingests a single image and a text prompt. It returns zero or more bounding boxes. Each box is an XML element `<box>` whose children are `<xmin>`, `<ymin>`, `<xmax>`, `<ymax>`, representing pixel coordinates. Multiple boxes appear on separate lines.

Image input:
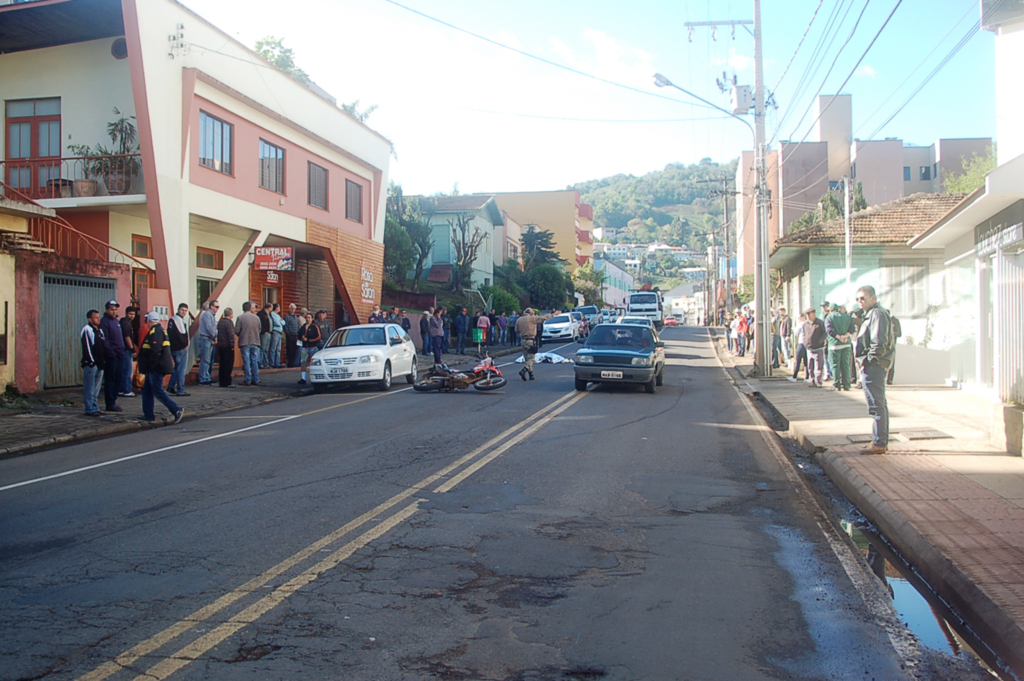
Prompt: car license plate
<box><xmin>600</xmin><ymin>370</ymin><xmax>623</xmax><ymax>379</ymax></box>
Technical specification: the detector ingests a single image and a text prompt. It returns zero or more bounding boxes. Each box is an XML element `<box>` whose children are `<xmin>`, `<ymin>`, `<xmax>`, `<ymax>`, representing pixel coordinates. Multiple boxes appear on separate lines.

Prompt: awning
<box><xmin>911</xmin><ymin>152</ymin><xmax>1024</xmax><ymax>250</ymax></box>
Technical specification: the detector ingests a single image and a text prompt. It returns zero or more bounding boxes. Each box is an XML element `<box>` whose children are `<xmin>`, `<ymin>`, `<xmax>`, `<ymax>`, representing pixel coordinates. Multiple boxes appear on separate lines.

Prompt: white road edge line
<box><xmin>0</xmin><ymin>416</ymin><xmax>303</xmax><ymax>493</ymax></box>
<box><xmin>706</xmin><ymin>329</ymin><xmax>921</xmax><ymax>667</ymax></box>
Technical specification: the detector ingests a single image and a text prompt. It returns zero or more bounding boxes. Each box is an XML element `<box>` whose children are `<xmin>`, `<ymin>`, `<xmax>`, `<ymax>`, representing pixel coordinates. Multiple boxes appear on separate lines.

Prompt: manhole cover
<box><xmin>899</xmin><ymin>429</ymin><xmax>952</xmax><ymax>440</ymax></box>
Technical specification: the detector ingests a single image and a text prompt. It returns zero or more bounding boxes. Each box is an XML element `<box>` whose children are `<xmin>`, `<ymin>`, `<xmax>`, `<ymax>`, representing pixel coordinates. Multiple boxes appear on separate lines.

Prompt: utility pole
<box><xmin>698</xmin><ymin>177</ymin><xmax>737</xmax><ymax>318</ymax></box>
<box><xmin>684</xmin><ymin>2</ymin><xmax>768</xmax><ymax>372</ymax></box>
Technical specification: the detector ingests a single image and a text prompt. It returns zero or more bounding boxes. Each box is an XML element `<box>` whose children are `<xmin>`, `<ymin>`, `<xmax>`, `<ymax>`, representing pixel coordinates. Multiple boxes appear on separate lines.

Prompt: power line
<box><xmin>455</xmin><ymin>107</ymin><xmax>733</xmax><ymax>124</ymax></box>
<box><xmin>770</xmin><ymin>0</ymin><xmax>826</xmax><ymax>96</ymax></box>
<box><xmin>382</xmin><ymin>0</ymin><xmax>716</xmax><ymax>110</ymax></box>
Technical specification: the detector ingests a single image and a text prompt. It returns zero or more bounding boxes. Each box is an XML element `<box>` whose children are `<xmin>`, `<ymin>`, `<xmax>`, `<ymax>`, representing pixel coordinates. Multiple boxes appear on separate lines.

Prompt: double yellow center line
<box><xmin>79</xmin><ymin>389</ymin><xmax>587</xmax><ymax>681</ymax></box>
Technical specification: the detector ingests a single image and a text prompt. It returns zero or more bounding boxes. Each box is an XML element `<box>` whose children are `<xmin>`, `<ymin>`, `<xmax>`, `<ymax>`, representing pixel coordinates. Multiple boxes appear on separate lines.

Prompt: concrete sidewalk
<box><xmin>709</xmin><ymin>328</ymin><xmax>1024</xmax><ymax>677</ymax></box>
<box><xmin>0</xmin><ymin>344</ymin><xmax>524</xmax><ymax>459</ymax></box>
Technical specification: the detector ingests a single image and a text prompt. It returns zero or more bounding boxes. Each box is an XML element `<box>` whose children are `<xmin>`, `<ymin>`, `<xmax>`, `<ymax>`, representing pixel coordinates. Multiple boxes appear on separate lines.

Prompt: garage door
<box><xmin>40</xmin><ymin>273</ymin><xmax>117</xmax><ymax>388</ymax></box>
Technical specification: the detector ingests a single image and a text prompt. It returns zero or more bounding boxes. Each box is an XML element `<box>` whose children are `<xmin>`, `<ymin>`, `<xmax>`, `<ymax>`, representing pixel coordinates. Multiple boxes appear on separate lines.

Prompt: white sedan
<box><xmin>541</xmin><ymin>314</ymin><xmax>580</xmax><ymax>341</ymax></box>
<box><xmin>617</xmin><ymin>315</ymin><xmax>656</xmax><ymax>330</ymax></box>
<box><xmin>308</xmin><ymin>324</ymin><xmax>417</xmax><ymax>392</ymax></box>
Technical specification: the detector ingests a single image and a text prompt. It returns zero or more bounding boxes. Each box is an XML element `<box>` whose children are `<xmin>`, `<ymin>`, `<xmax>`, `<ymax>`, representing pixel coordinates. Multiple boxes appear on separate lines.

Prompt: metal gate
<box><xmin>40</xmin><ymin>273</ymin><xmax>116</xmax><ymax>388</ymax></box>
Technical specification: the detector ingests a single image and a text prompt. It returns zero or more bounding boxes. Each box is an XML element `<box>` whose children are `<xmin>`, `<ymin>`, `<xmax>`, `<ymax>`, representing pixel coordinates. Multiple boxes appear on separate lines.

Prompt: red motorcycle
<box><xmin>413</xmin><ymin>355</ymin><xmax>507</xmax><ymax>392</ymax></box>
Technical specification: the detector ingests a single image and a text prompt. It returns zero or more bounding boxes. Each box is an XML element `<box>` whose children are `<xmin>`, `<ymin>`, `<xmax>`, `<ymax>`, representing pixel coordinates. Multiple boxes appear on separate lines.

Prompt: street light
<box><xmin>652</xmin><ymin>69</ymin><xmax>771</xmax><ymax>376</ymax></box>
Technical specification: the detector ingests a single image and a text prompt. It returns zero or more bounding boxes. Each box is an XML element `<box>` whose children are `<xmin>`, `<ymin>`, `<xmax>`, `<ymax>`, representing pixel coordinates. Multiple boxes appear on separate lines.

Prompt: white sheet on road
<box><xmin>514</xmin><ymin>352</ymin><xmax>574</xmax><ymax>364</ymax></box>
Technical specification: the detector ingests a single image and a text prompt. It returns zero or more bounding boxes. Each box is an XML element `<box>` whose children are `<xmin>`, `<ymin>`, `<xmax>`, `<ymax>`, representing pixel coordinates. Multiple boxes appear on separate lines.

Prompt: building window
<box><xmin>259</xmin><ymin>139</ymin><xmax>285</xmax><ymax>193</ymax></box>
<box><xmin>196</xmin><ymin>277</ymin><xmax>219</xmax><ymax>310</ymax></box>
<box><xmin>920</xmin><ymin>166</ymin><xmax>931</xmax><ymax>181</ymax></box>
<box><xmin>131</xmin><ymin>234</ymin><xmax>152</xmax><ymax>259</ymax></box>
<box><xmin>5</xmin><ymin>97</ymin><xmax>61</xmax><ymax>197</ymax></box>
<box><xmin>345</xmin><ymin>179</ymin><xmax>362</xmax><ymax>222</ymax></box>
<box><xmin>850</xmin><ymin>163</ymin><xmax>856</xmax><ymax>179</ymax></box>
<box><xmin>132</xmin><ymin>268</ymin><xmax>151</xmax><ymax>299</ymax></box>
<box><xmin>196</xmin><ymin>247</ymin><xmax>224</xmax><ymax>270</ymax></box>
<box><xmin>903</xmin><ymin>166</ymin><xmax>911</xmax><ymax>181</ymax></box>
<box><xmin>880</xmin><ymin>261</ymin><xmax>927</xmax><ymax>317</ymax></box>
<box><xmin>308</xmin><ymin>162</ymin><xmax>328</xmax><ymax>210</ymax></box>
<box><xmin>198</xmin><ymin>111</ymin><xmax>232</xmax><ymax>175</ymax></box>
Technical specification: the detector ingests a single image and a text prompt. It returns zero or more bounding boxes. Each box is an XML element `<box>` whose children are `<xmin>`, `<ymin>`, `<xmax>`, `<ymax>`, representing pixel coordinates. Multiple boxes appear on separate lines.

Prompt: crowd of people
<box><xmin>721</xmin><ymin>285</ymin><xmax>900</xmax><ymax>454</ymax></box>
<box><xmin>80</xmin><ymin>299</ymin><xmax>337</xmax><ymax>422</ymax></box>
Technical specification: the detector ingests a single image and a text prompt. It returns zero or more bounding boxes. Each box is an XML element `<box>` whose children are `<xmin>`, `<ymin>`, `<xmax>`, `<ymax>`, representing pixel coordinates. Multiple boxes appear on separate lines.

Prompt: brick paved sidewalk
<box><xmin>0</xmin><ymin>344</ymin><xmax>523</xmax><ymax>459</ymax></box>
<box><xmin>708</xmin><ymin>327</ymin><xmax>1024</xmax><ymax>675</ymax></box>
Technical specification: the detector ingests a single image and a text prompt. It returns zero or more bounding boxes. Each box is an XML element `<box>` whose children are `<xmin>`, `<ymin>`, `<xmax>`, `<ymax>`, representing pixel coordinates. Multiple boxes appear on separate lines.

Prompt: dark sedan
<box><xmin>574</xmin><ymin>324</ymin><xmax>666</xmax><ymax>393</ymax></box>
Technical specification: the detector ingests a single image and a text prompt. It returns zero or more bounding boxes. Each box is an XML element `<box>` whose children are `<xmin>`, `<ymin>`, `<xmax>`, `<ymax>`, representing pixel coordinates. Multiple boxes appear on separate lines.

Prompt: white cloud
<box><xmin>857</xmin><ymin>65</ymin><xmax>877</xmax><ymax>78</ymax></box>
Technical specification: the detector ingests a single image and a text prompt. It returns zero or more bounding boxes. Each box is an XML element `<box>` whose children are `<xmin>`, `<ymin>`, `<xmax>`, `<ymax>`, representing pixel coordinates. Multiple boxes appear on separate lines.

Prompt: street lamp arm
<box><xmin>652</xmin><ymin>73</ymin><xmax>754</xmax><ymax>140</ymax></box>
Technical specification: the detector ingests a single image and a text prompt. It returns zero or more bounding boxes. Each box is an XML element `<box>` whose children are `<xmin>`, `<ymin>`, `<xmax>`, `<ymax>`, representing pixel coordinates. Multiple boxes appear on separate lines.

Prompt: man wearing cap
<box><xmin>515</xmin><ymin>308</ymin><xmax>559</xmax><ymax>381</ymax></box>
<box><xmin>98</xmin><ymin>300</ymin><xmax>126</xmax><ymax>412</ymax></box>
<box><xmin>825</xmin><ymin>302</ymin><xmax>854</xmax><ymax>391</ymax></box>
<box><xmin>138</xmin><ymin>311</ymin><xmax>184</xmax><ymax>424</ymax></box>
<box><xmin>802</xmin><ymin>307</ymin><xmax>827</xmax><ymax>388</ymax></box>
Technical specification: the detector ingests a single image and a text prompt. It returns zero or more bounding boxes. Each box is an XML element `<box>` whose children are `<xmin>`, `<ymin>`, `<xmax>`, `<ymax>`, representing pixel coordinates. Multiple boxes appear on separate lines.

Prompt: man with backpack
<box><xmin>855</xmin><ymin>285</ymin><xmax>896</xmax><ymax>454</ymax></box>
<box><xmin>138</xmin><ymin>311</ymin><xmax>184</xmax><ymax>424</ymax></box>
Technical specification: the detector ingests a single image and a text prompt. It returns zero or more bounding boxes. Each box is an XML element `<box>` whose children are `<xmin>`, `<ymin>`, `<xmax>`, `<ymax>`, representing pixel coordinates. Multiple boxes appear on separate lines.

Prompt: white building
<box><xmin>594</xmin><ymin>258</ymin><xmax>634</xmax><ymax>308</ymax></box>
<box><xmin>0</xmin><ymin>0</ymin><xmax>391</xmax><ymax>392</ymax></box>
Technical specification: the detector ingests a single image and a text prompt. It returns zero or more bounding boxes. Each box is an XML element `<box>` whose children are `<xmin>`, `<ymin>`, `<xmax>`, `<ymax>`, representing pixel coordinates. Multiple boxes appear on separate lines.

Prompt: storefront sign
<box><xmin>253</xmin><ymin>247</ymin><xmax>294</xmax><ymax>271</ymax></box>
<box><xmin>360</xmin><ymin>261</ymin><xmax>376</xmax><ymax>303</ymax></box>
<box><xmin>975</xmin><ymin>222</ymin><xmax>1023</xmax><ymax>257</ymax></box>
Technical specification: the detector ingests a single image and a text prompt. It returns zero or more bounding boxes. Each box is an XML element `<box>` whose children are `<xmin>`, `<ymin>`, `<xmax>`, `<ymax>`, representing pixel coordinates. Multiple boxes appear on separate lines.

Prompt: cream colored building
<box><xmin>0</xmin><ymin>0</ymin><xmax>391</xmax><ymax>391</ymax></box>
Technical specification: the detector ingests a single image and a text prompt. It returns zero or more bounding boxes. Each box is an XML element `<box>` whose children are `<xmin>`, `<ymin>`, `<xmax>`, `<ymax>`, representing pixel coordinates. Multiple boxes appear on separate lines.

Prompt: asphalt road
<box><xmin>0</xmin><ymin>327</ymin><xmax>986</xmax><ymax>680</ymax></box>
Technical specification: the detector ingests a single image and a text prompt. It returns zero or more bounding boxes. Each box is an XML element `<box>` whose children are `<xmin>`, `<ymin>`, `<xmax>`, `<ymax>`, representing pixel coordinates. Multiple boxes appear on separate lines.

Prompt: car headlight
<box><xmin>631</xmin><ymin>355</ymin><xmax>653</xmax><ymax>366</ymax></box>
<box><xmin>359</xmin><ymin>354</ymin><xmax>380</xmax><ymax>364</ymax></box>
<box><xmin>311</xmin><ymin>357</ymin><xmax>322</xmax><ymax>366</ymax></box>
<box><xmin>578</xmin><ymin>355</ymin><xmax>594</xmax><ymax>364</ymax></box>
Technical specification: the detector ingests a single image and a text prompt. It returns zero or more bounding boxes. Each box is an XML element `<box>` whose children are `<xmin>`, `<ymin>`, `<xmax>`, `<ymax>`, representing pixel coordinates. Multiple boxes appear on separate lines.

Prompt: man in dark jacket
<box><xmin>802</xmin><ymin>307</ymin><xmax>828</xmax><ymax>387</ymax></box>
<box><xmin>81</xmin><ymin>309</ymin><xmax>106</xmax><ymax>416</ymax></box>
<box><xmin>99</xmin><ymin>300</ymin><xmax>126</xmax><ymax>412</ymax></box>
<box><xmin>138</xmin><ymin>311</ymin><xmax>183</xmax><ymax>424</ymax></box>
<box><xmin>257</xmin><ymin>303</ymin><xmax>272</xmax><ymax>368</ymax></box>
<box><xmin>419</xmin><ymin>310</ymin><xmax>432</xmax><ymax>356</ymax></box>
<box><xmin>284</xmin><ymin>303</ymin><xmax>302</xmax><ymax>367</ymax></box>
<box><xmin>119</xmin><ymin>306</ymin><xmax>138</xmax><ymax>396</ymax></box>
<box><xmin>167</xmin><ymin>302</ymin><xmax>191</xmax><ymax>396</ymax></box>
<box><xmin>855</xmin><ymin>285</ymin><xmax>896</xmax><ymax>454</ymax></box>
<box><xmin>314</xmin><ymin>310</ymin><xmax>332</xmax><ymax>350</ymax></box>
<box><xmin>455</xmin><ymin>308</ymin><xmax>469</xmax><ymax>354</ymax></box>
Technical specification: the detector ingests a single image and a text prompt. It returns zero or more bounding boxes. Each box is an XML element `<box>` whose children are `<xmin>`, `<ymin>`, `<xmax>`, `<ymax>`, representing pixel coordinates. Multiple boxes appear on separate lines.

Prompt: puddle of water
<box><xmin>841</xmin><ymin>520</ymin><xmax>1009</xmax><ymax>679</ymax></box>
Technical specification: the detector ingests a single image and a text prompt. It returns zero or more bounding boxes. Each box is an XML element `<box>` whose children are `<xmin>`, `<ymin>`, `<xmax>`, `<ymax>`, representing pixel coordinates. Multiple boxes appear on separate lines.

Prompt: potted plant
<box><xmin>66</xmin><ymin>143</ymin><xmax>99</xmax><ymax>197</ymax></box>
<box><xmin>67</xmin><ymin>108</ymin><xmax>141</xmax><ymax>196</ymax></box>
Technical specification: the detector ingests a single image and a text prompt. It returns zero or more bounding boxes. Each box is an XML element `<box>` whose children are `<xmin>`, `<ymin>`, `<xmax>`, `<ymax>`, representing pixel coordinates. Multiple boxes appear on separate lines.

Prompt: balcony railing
<box><xmin>0</xmin><ymin>154</ymin><xmax>144</xmax><ymax>200</ymax></box>
<box><xmin>0</xmin><ymin>178</ymin><xmax>154</xmax><ymax>273</ymax></box>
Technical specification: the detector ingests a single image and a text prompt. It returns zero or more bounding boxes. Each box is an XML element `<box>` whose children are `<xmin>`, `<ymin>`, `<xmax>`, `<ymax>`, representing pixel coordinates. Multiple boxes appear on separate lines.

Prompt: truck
<box><xmin>627</xmin><ymin>291</ymin><xmax>665</xmax><ymax>329</ymax></box>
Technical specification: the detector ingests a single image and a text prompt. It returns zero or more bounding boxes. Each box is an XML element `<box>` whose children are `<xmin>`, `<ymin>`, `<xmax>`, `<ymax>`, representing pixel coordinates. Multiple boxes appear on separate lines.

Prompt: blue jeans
<box><xmin>499</xmin><ymin>327</ymin><xmax>507</xmax><ymax>345</ymax></box>
<box><xmin>121</xmin><ymin>353</ymin><xmax>134</xmax><ymax>394</ymax></box>
<box><xmin>104</xmin><ymin>352</ymin><xmax>124</xmax><ymax>409</ymax></box>
<box><xmin>422</xmin><ymin>335</ymin><xmax>432</xmax><ymax>356</ymax></box>
<box><xmin>456</xmin><ymin>331</ymin><xmax>466</xmax><ymax>354</ymax></box>
<box><xmin>269</xmin><ymin>331</ymin><xmax>283</xmax><ymax>367</ymax></box>
<box><xmin>197</xmin><ymin>335</ymin><xmax>215</xmax><ymax>383</ymax></box>
<box><xmin>861</xmin><ymin>363</ymin><xmax>889</xmax><ymax>447</ymax></box>
<box><xmin>168</xmin><ymin>348</ymin><xmax>189</xmax><ymax>394</ymax></box>
<box><xmin>83</xmin><ymin>365</ymin><xmax>103</xmax><ymax>414</ymax></box>
<box><xmin>241</xmin><ymin>344</ymin><xmax>260</xmax><ymax>384</ymax></box>
<box><xmin>442</xmin><ymin>329</ymin><xmax>450</xmax><ymax>354</ymax></box>
<box><xmin>142</xmin><ymin>371</ymin><xmax>180</xmax><ymax>420</ymax></box>
<box><xmin>259</xmin><ymin>333</ymin><xmax>271</xmax><ymax>368</ymax></box>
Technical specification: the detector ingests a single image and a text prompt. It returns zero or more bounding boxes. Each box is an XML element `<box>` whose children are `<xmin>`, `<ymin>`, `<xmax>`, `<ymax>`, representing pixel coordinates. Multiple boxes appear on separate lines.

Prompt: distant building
<box><xmin>408</xmin><ymin>195</ymin><xmax>504</xmax><ymax>288</ymax></box>
<box><xmin>735</xmin><ymin>94</ymin><xmax>990</xmax><ymax>278</ymax></box>
<box><xmin>594</xmin><ymin>258</ymin><xmax>634</xmax><ymax>308</ymax></box>
<box><xmin>490</xmin><ymin>190</ymin><xmax>594</xmax><ymax>270</ymax></box>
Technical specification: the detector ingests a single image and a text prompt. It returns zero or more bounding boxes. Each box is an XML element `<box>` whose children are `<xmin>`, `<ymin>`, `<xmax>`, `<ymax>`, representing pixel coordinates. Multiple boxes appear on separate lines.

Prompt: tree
<box><xmin>383</xmin><ymin>213</ymin><xmax>414</xmax><ymax>286</ymax></box>
<box><xmin>494</xmin><ymin>258</ymin><xmax>529</xmax><ymax>305</ymax></box>
<box><xmin>789</xmin><ymin>182</ymin><xmax>868</xmax><ymax>233</ymax></box>
<box><xmin>405</xmin><ymin>200</ymin><xmax>433</xmax><ymax>293</ymax></box>
<box><xmin>449</xmin><ymin>213</ymin><xmax>486</xmax><ymax>294</ymax></box>
<box><xmin>527</xmin><ymin>263</ymin><xmax>572</xmax><ymax>310</ymax></box>
<box><xmin>254</xmin><ymin>36</ymin><xmax>309</xmax><ymax>83</ymax></box>
<box><xmin>521</xmin><ymin>225</ymin><xmax>562</xmax><ymax>270</ymax></box>
<box><xmin>341</xmin><ymin>100</ymin><xmax>378</xmax><ymax>124</ymax></box>
<box><xmin>571</xmin><ymin>262</ymin><xmax>607</xmax><ymax>306</ymax></box>
<box><xmin>479</xmin><ymin>285</ymin><xmax>521</xmax><ymax>314</ymax></box>
<box><xmin>943</xmin><ymin>146</ymin><xmax>996</xmax><ymax>194</ymax></box>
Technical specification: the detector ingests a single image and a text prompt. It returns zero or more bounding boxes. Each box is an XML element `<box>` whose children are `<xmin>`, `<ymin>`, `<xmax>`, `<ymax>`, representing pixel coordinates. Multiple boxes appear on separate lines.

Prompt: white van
<box><xmin>627</xmin><ymin>291</ymin><xmax>664</xmax><ymax>329</ymax></box>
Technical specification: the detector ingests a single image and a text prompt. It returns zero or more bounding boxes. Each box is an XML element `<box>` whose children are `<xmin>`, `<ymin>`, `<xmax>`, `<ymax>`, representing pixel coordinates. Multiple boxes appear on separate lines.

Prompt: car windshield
<box><xmin>630</xmin><ymin>294</ymin><xmax>658</xmax><ymax>305</ymax></box>
<box><xmin>325</xmin><ymin>327</ymin><xmax>387</xmax><ymax>348</ymax></box>
<box><xmin>586</xmin><ymin>326</ymin><xmax>655</xmax><ymax>350</ymax></box>
<box><xmin>621</xmin><ymin>317</ymin><xmax>650</xmax><ymax>325</ymax></box>
<box><xmin>549</xmin><ymin>315</ymin><xmax>570</xmax><ymax>324</ymax></box>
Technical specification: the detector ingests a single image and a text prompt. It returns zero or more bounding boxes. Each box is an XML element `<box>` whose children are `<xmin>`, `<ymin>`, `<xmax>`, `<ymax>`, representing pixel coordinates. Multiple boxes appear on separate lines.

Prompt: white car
<box><xmin>541</xmin><ymin>314</ymin><xmax>579</xmax><ymax>341</ymax></box>
<box><xmin>617</xmin><ymin>315</ymin><xmax>656</xmax><ymax>330</ymax></box>
<box><xmin>308</xmin><ymin>324</ymin><xmax>417</xmax><ymax>392</ymax></box>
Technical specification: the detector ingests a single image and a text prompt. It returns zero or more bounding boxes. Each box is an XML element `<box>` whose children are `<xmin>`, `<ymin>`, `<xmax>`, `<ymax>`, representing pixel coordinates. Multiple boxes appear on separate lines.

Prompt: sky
<box><xmin>178</xmin><ymin>0</ymin><xmax>996</xmax><ymax>195</ymax></box>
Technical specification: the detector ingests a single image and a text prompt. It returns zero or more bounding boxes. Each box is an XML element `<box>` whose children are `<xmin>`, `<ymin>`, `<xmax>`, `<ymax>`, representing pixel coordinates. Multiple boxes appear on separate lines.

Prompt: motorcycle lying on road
<box><xmin>413</xmin><ymin>355</ymin><xmax>507</xmax><ymax>392</ymax></box>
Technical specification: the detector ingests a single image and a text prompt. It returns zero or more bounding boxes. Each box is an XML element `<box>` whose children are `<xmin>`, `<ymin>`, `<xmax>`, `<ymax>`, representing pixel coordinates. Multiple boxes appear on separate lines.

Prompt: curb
<box><xmin>0</xmin><ymin>391</ymin><xmax>302</xmax><ymax>460</ymax></box>
<box><xmin>817</xmin><ymin>447</ymin><xmax>1024</xmax><ymax>676</ymax></box>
